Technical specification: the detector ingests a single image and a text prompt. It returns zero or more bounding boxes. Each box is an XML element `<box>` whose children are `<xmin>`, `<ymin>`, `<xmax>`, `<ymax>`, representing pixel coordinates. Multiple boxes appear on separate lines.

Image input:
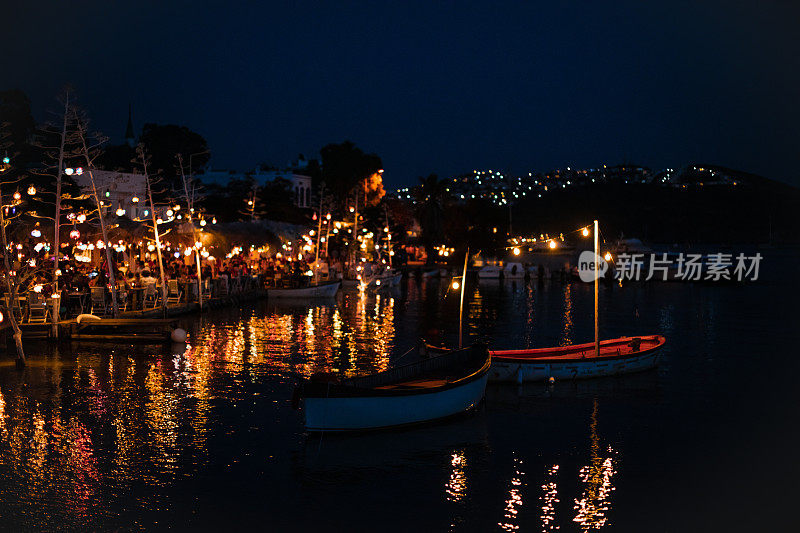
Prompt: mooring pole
<box><xmin>594</xmin><ymin>219</ymin><xmax>600</xmax><ymax>357</ymax></box>
<box><xmin>459</xmin><ymin>248</ymin><xmax>469</xmax><ymax>349</ymax></box>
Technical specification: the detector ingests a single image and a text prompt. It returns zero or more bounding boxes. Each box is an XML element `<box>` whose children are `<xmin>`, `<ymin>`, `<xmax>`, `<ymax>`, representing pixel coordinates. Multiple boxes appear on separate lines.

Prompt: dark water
<box><xmin>1</xmin><ymin>249</ymin><xmax>799</xmax><ymax>532</ymax></box>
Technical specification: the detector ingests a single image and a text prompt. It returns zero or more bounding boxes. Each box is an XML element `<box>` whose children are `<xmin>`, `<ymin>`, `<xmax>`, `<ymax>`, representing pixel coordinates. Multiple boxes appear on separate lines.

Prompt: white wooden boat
<box><xmin>267</xmin><ymin>280</ymin><xmax>341</xmax><ymax>299</ymax></box>
<box><xmin>299</xmin><ymin>344</ymin><xmax>491</xmax><ymax>432</ymax></box>
<box><xmin>489</xmin><ymin>335</ymin><xmax>665</xmax><ymax>383</ymax></box>
<box><xmin>478</xmin><ymin>265</ymin><xmax>501</xmax><ymax>279</ymax></box>
<box><xmin>368</xmin><ymin>272</ymin><xmax>402</xmax><ymax>288</ymax></box>
<box><xmin>503</xmin><ymin>262</ymin><xmax>525</xmax><ymax>279</ymax></box>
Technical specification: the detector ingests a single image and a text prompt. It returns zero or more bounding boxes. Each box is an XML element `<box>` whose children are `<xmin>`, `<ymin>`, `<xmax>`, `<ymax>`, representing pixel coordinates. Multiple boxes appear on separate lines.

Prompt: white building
<box><xmin>71</xmin><ymin>169</ymin><xmax>151</xmax><ymax>220</ymax></box>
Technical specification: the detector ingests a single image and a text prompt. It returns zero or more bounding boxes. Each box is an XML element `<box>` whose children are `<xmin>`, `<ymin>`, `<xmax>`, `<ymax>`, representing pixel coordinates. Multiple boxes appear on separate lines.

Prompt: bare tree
<box><xmin>29</xmin><ymin>89</ymin><xmax>79</xmax><ymax>336</ymax></box>
<box><xmin>177</xmin><ymin>153</ymin><xmax>204</xmax><ymax>309</ymax></box>
<box><xmin>137</xmin><ymin>144</ymin><xmax>168</xmax><ymax>316</ymax></box>
<box><xmin>73</xmin><ymin>111</ymin><xmax>119</xmax><ymax>317</ymax></box>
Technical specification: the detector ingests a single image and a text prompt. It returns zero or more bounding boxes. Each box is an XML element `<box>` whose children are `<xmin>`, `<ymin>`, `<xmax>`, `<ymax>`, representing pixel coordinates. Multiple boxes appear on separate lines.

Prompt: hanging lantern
<box><xmin>64</xmin><ymin>168</ymin><xmax>74</xmax><ymax>175</ymax></box>
<box><xmin>31</xmin><ymin>229</ymin><xmax>41</xmax><ymax>237</ymax></box>
<box><xmin>77</xmin><ymin>213</ymin><xmax>87</xmax><ymax>223</ymax></box>
<box><xmin>582</xmin><ymin>227</ymin><xmax>590</xmax><ymax>237</ymax></box>
<box><xmin>75</xmin><ymin>168</ymin><xmax>83</xmax><ymax>175</ymax></box>
<box><xmin>96</xmin><ymin>240</ymin><xmax>105</xmax><ymax>249</ymax></box>
<box><xmin>27</xmin><ymin>185</ymin><xmax>36</xmax><ymax>195</ymax></box>
<box><xmin>166</xmin><ymin>209</ymin><xmax>174</xmax><ymax>217</ymax></box>
<box><xmin>312</xmin><ymin>212</ymin><xmax>317</xmax><ymax>221</ymax></box>
<box><xmin>212</xmin><ymin>218</ymin><xmax>217</xmax><ymax>224</ymax></box>
<box><xmin>131</xmin><ymin>196</ymin><xmax>139</xmax><ymax>203</ymax></box>
<box><xmin>200</xmin><ymin>219</ymin><xmax>207</xmax><ymax>227</ymax></box>
<box><xmin>116</xmin><ymin>207</ymin><xmax>125</xmax><ymax>216</ymax></box>
<box><xmin>13</xmin><ymin>191</ymin><xmax>21</xmax><ymax>201</ymax></box>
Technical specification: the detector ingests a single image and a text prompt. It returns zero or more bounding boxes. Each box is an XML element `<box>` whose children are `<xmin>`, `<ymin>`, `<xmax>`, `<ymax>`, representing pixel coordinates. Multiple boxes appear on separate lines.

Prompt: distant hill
<box><xmin>511</xmin><ymin>171</ymin><xmax>800</xmax><ymax>244</ymax></box>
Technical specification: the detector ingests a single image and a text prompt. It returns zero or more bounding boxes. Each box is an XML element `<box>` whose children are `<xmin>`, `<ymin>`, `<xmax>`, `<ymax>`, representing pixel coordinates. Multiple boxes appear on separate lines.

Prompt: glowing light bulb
<box><xmin>64</xmin><ymin>168</ymin><xmax>74</xmax><ymax>175</ymax></box>
<box><xmin>452</xmin><ymin>280</ymin><xmax>460</xmax><ymax>290</ymax></box>
<box><xmin>131</xmin><ymin>196</ymin><xmax>139</xmax><ymax>203</ymax></box>
<box><xmin>513</xmin><ymin>247</ymin><xmax>520</xmax><ymax>256</ymax></box>
<box><xmin>116</xmin><ymin>208</ymin><xmax>125</xmax><ymax>216</ymax></box>
<box><xmin>549</xmin><ymin>240</ymin><xmax>557</xmax><ymax>249</ymax></box>
<box><xmin>604</xmin><ymin>252</ymin><xmax>612</xmax><ymax>261</ymax></box>
<box><xmin>27</xmin><ymin>185</ymin><xmax>36</xmax><ymax>195</ymax></box>
<box><xmin>582</xmin><ymin>227</ymin><xmax>589</xmax><ymax>237</ymax></box>
<box><xmin>200</xmin><ymin>219</ymin><xmax>207</xmax><ymax>226</ymax></box>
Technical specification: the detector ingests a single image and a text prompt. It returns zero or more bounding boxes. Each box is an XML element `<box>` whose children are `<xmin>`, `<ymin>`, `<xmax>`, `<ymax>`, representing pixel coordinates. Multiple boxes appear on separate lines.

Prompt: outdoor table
<box><xmin>67</xmin><ymin>292</ymin><xmax>87</xmax><ymax>316</ymax></box>
<box><xmin>179</xmin><ymin>280</ymin><xmax>197</xmax><ymax>302</ymax></box>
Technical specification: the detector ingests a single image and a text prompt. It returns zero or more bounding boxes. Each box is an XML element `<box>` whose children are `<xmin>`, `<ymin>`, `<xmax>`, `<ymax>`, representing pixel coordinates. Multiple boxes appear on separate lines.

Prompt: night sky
<box><xmin>5</xmin><ymin>1</ymin><xmax>800</xmax><ymax>187</ymax></box>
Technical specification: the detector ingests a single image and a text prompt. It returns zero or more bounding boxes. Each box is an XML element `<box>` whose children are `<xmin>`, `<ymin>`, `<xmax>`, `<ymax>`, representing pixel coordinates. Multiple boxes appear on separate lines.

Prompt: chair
<box><xmin>218</xmin><ymin>276</ymin><xmax>229</xmax><ymax>297</ymax></box>
<box><xmin>117</xmin><ymin>287</ymin><xmax>128</xmax><ymax>312</ymax></box>
<box><xmin>90</xmin><ymin>287</ymin><xmax>108</xmax><ymax>316</ymax></box>
<box><xmin>28</xmin><ymin>291</ymin><xmax>51</xmax><ymax>323</ymax></box>
<box><xmin>166</xmin><ymin>279</ymin><xmax>181</xmax><ymax>305</ymax></box>
<box><xmin>143</xmin><ymin>283</ymin><xmax>159</xmax><ymax>309</ymax></box>
<box><xmin>200</xmin><ymin>278</ymin><xmax>212</xmax><ymax>304</ymax></box>
<box><xmin>231</xmin><ymin>276</ymin><xmax>242</xmax><ymax>293</ymax></box>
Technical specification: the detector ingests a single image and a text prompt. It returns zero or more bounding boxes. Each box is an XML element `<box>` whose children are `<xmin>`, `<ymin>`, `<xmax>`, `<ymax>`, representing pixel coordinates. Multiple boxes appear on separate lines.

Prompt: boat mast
<box><xmin>594</xmin><ymin>219</ymin><xmax>599</xmax><ymax>357</ymax></box>
<box><xmin>459</xmin><ymin>248</ymin><xmax>468</xmax><ymax>349</ymax></box>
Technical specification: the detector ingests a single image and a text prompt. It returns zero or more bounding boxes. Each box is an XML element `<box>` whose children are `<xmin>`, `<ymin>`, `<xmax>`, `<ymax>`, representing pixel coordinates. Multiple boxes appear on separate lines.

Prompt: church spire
<box><xmin>124</xmin><ymin>103</ymin><xmax>134</xmax><ymax>147</ymax></box>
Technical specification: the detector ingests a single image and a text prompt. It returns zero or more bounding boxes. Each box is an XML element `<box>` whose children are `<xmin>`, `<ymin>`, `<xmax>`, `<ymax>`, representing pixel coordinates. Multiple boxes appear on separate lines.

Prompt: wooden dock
<box><xmin>18</xmin><ymin>318</ymin><xmax>178</xmax><ymax>343</ymax></box>
<box><xmin>11</xmin><ymin>289</ymin><xmax>268</xmax><ymax>342</ymax></box>
<box><xmin>66</xmin><ymin>318</ymin><xmax>178</xmax><ymax>342</ymax></box>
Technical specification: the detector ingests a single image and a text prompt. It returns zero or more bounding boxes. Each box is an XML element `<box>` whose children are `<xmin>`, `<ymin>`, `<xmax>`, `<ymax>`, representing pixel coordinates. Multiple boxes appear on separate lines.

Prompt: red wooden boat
<box><xmin>489</xmin><ymin>335</ymin><xmax>666</xmax><ymax>383</ymax></box>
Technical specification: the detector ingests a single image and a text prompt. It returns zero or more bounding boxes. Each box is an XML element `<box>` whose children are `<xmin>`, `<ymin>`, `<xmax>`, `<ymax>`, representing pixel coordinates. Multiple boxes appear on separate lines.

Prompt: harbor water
<box><xmin>0</xmin><ymin>248</ymin><xmax>798</xmax><ymax>532</ymax></box>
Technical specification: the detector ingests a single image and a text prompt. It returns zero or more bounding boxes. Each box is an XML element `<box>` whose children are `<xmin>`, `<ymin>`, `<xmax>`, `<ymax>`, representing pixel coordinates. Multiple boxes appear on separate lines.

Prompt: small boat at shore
<box><xmin>298</xmin><ymin>344</ymin><xmax>491</xmax><ymax>432</ymax></box>
<box><xmin>489</xmin><ymin>335</ymin><xmax>665</xmax><ymax>383</ymax></box>
<box><xmin>267</xmin><ymin>280</ymin><xmax>341</xmax><ymax>299</ymax></box>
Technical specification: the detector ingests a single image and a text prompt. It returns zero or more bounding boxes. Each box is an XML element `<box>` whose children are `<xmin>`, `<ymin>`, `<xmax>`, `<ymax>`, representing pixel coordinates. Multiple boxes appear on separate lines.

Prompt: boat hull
<box><xmin>267</xmin><ymin>281</ymin><xmax>341</xmax><ymax>299</ymax></box>
<box><xmin>304</xmin><ymin>372</ymin><xmax>488</xmax><ymax>431</ymax></box>
<box><xmin>489</xmin><ymin>336</ymin><xmax>665</xmax><ymax>383</ymax></box>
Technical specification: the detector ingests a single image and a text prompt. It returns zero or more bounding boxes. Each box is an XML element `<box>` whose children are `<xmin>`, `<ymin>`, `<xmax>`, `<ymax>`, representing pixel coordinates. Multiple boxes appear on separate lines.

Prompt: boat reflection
<box><xmin>573</xmin><ymin>399</ymin><xmax>618</xmax><ymax>531</ymax></box>
<box><xmin>446</xmin><ymin>449</ymin><xmax>468</xmax><ymax>503</ymax></box>
<box><xmin>498</xmin><ymin>453</ymin><xmax>526</xmax><ymax>531</ymax></box>
<box><xmin>540</xmin><ymin>464</ymin><xmax>560</xmax><ymax>532</ymax></box>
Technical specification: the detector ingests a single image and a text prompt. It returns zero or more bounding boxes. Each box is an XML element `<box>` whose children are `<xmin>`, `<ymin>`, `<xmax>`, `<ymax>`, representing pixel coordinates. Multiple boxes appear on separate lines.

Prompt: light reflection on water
<box><xmin>573</xmin><ymin>399</ymin><xmax>618</xmax><ymax>531</ymax></box>
<box><xmin>0</xmin><ymin>262</ymin><xmax>794</xmax><ymax>531</ymax></box>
